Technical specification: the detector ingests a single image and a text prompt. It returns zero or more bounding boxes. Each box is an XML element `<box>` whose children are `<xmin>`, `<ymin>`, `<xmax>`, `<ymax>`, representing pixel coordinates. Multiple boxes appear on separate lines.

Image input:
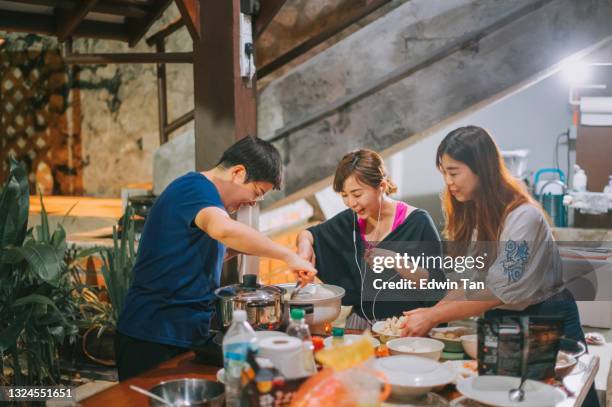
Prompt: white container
<box><xmin>386</xmin><ymin>337</ymin><xmax>444</xmax><ymax>360</ymax></box>
<box><xmin>460</xmin><ymin>334</ymin><xmax>478</xmax><ymax>359</ymax></box>
<box><xmin>573</xmin><ymin>165</ymin><xmax>587</xmax><ymax>192</ymax></box>
<box><xmin>501</xmin><ymin>149</ymin><xmax>529</xmax><ymax>179</ymax></box>
<box><xmin>222</xmin><ymin>310</ymin><xmax>256</xmax><ymax>407</ymax></box>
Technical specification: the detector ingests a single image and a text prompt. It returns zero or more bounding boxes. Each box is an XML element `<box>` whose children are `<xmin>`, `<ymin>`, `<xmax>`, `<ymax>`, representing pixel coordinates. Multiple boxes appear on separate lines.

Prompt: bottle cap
<box><xmin>332</xmin><ymin>327</ymin><xmax>345</xmax><ymax>337</ymax></box>
<box><xmin>290</xmin><ymin>308</ymin><xmax>305</xmax><ymax>320</ymax></box>
<box><xmin>233</xmin><ymin>310</ymin><xmax>247</xmax><ymax>322</ymax></box>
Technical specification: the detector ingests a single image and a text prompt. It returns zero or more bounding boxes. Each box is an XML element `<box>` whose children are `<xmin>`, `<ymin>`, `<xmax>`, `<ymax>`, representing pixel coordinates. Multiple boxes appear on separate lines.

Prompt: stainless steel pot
<box><xmin>214</xmin><ymin>274</ymin><xmax>285</xmax><ymax>331</ymax></box>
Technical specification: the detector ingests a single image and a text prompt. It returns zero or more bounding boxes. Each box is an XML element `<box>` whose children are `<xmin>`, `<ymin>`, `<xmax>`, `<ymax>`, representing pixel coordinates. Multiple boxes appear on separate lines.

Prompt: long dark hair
<box><xmin>436</xmin><ymin>126</ymin><xmax>538</xmax><ymax>243</ymax></box>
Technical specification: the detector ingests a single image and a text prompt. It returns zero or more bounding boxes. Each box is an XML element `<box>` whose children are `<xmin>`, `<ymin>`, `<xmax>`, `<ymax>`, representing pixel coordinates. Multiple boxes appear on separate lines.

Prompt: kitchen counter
<box><xmin>79</xmin><ymin>348</ymin><xmax>600</xmax><ymax>406</ymax></box>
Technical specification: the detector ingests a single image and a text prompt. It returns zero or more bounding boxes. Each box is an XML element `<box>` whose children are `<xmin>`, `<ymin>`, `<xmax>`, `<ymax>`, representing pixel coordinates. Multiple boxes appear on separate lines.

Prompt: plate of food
<box><xmin>372</xmin><ymin>316</ymin><xmax>406</xmax><ymax>343</ymax></box>
<box><xmin>429</xmin><ymin>326</ymin><xmax>475</xmax><ymax>353</ymax></box>
<box><xmin>443</xmin><ymin>360</ymin><xmax>478</xmax><ymax>383</ymax></box>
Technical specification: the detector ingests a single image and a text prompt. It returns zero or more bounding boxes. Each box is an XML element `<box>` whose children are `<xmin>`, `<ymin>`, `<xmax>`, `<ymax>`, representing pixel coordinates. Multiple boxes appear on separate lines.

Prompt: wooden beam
<box><xmin>0</xmin><ymin>10</ymin><xmax>129</xmax><ymax>41</ymax></box>
<box><xmin>175</xmin><ymin>0</ymin><xmax>200</xmax><ymax>41</ymax></box>
<box><xmin>126</xmin><ymin>0</ymin><xmax>174</xmax><ymax>47</ymax></box>
<box><xmin>56</xmin><ymin>0</ymin><xmax>100</xmax><ymax>42</ymax></box>
<box><xmin>193</xmin><ymin>0</ymin><xmax>256</xmax><ymax>170</ymax></box>
<box><xmin>63</xmin><ymin>52</ymin><xmax>193</xmax><ymax>64</ymax></box>
<box><xmin>9</xmin><ymin>0</ymin><xmax>149</xmax><ymax>18</ymax></box>
<box><xmin>146</xmin><ymin>18</ymin><xmax>185</xmax><ymax>46</ymax></box>
<box><xmin>257</xmin><ymin>0</ymin><xmax>391</xmax><ymax>78</ymax></box>
<box><xmin>254</xmin><ymin>0</ymin><xmax>287</xmax><ymax>39</ymax></box>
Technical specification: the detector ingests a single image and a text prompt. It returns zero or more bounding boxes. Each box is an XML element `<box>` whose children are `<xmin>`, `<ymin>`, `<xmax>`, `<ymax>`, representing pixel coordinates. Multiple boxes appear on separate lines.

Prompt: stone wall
<box><xmin>74</xmin><ymin>4</ymin><xmax>194</xmax><ymax>197</ymax></box>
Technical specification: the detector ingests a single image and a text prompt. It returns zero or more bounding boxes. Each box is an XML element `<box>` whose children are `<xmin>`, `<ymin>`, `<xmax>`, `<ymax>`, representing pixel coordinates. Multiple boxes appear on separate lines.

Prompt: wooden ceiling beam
<box><xmin>174</xmin><ymin>0</ymin><xmax>200</xmax><ymax>41</ymax></box>
<box><xmin>126</xmin><ymin>0</ymin><xmax>174</xmax><ymax>47</ymax></box>
<box><xmin>0</xmin><ymin>10</ymin><xmax>130</xmax><ymax>41</ymax></box>
<box><xmin>56</xmin><ymin>0</ymin><xmax>100</xmax><ymax>42</ymax></box>
<box><xmin>4</xmin><ymin>0</ymin><xmax>149</xmax><ymax>18</ymax></box>
<box><xmin>257</xmin><ymin>0</ymin><xmax>391</xmax><ymax>78</ymax></box>
<box><xmin>254</xmin><ymin>0</ymin><xmax>287</xmax><ymax>39</ymax></box>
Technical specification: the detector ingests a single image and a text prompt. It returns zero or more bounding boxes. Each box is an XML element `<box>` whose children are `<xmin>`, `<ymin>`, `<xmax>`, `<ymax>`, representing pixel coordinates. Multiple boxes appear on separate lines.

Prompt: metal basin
<box><xmin>148</xmin><ymin>378</ymin><xmax>224</xmax><ymax>407</ymax></box>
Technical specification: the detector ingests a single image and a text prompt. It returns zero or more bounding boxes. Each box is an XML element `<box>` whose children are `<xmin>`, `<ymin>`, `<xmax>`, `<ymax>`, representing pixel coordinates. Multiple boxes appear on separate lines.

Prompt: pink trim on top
<box><xmin>358</xmin><ymin>201</ymin><xmax>412</xmax><ymax>247</ymax></box>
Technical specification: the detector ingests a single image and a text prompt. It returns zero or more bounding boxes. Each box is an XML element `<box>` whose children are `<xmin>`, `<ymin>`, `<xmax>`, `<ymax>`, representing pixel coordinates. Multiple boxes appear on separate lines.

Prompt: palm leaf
<box><xmin>12</xmin><ymin>294</ymin><xmax>69</xmax><ymax>325</ymax></box>
<box><xmin>0</xmin><ymin>308</ymin><xmax>31</xmax><ymax>353</ymax></box>
<box><xmin>6</xmin><ymin>244</ymin><xmax>63</xmax><ymax>287</ymax></box>
<box><xmin>0</xmin><ymin>157</ymin><xmax>29</xmax><ymax>250</ymax></box>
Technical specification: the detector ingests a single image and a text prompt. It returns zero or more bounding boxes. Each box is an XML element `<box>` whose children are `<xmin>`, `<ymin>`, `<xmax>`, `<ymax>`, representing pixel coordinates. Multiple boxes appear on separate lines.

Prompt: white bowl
<box><xmin>429</xmin><ymin>326</ymin><xmax>475</xmax><ymax>352</ymax></box>
<box><xmin>374</xmin><ymin>355</ymin><xmax>455</xmax><ymax>397</ymax></box>
<box><xmin>372</xmin><ymin>321</ymin><xmax>401</xmax><ymax>344</ymax></box>
<box><xmin>386</xmin><ymin>337</ymin><xmax>444</xmax><ymax>360</ymax></box>
<box><xmin>323</xmin><ymin>334</ymin><xmax>380</xmax><ymax>349</ymax></box>
<box><xmin>460</xmin><ymin>334</ymin><xmax>477</xmax><ymax>359</ymax></box>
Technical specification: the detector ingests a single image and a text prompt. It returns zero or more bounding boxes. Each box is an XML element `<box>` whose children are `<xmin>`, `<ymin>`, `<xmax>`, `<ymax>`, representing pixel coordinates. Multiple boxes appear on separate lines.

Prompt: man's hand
<box><xmin>400</xmin><ymin>308</ymin><xmax>439</xmax><ymax>337</ymax></box>
<box><xmin>285</xmin><ymin>253</ymin><xmax>317</xmax><ymax>287</ymax></box>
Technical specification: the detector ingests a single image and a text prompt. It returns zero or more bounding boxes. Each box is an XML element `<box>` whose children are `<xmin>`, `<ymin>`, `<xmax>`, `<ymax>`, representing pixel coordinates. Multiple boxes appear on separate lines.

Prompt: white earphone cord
<box><xmin>353</xmin><ymin>193</ymin><xmax>396</xmax><ymax>326</ymax></box>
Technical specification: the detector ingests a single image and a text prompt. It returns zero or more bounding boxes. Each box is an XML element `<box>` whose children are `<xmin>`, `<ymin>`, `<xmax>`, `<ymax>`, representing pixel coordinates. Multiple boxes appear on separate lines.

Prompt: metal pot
<box><xmin>214</xmin><ymin>274</ymin><xmax>285</xmax><ymax>331</ymax></box>
<box><xmin>276</xmin><ymin>283</ymin><xmax>345</xmax><ymax>335</ymax></box>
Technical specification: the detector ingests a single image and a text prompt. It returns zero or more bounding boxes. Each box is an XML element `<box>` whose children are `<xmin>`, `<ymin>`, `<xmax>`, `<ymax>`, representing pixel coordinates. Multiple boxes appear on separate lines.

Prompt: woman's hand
<box><xmin>296</xmin><ymin>231</ymin><xmax>316</xmax><ymax>266</ymax></box>
<box><xmin>400</xmin><ymin>308</ymin><xmax>439</xmax><ymax>337</ymax></box>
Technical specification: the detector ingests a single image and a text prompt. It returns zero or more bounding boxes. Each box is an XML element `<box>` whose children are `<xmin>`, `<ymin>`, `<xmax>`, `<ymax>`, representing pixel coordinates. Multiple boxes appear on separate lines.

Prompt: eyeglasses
<box><xmin>252</xmin><ymin>185</ymin><xmax>266</xmax><ymax>202</ymax></box>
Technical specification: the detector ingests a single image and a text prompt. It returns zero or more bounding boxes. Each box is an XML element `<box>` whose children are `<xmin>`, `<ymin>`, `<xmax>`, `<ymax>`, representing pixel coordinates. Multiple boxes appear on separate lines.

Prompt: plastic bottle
<box><xmin>223</xmin><ymin>310</ymin><xmax>257</xmax><ymax>407</ymax></box>
<box><xmin>331</xmin><ymin>326</ymin><xmax>345</xmax><ymax>347</ymax></box>
<box><xmin>286</xmin><ymin>308</ymin><xmax>316</xmax><ymax>375</ymax></box>
<box><xmin>573</xmin><ymin>165</ymin><xmax>588</xmax><ymax>192</ymax></box>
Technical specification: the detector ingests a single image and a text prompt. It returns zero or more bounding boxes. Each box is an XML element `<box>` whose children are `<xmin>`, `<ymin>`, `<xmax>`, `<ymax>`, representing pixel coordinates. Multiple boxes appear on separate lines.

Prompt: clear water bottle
<box><xmin>286</xmin><ymin>308</ymin><xmax>316</xmax><ymax>375</ymax></box>
<box><xmin>223</xmin><ymin>310</ymin><xmax>257</xmax><ymax>407</ymax></box>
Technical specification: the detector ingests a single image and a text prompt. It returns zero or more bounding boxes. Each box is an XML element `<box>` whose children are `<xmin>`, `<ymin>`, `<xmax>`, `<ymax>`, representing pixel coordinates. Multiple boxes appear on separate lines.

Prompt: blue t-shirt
<box><xmin>117</xmin><ymin>172</ymin><xmax>226</xmax><ymax>348</ymax></box>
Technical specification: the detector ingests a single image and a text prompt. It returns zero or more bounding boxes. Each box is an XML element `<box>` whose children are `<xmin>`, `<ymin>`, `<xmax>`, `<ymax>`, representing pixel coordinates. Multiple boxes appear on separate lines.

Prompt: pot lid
<box><xmin>215</xmin><ymin>274</ymin><xmax>285</xmax><ymax>303</ymax></box>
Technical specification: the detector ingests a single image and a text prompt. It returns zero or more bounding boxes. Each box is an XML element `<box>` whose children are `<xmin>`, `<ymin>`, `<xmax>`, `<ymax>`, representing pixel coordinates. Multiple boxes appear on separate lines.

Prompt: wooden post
<box><xmin>193</xmin><ymin>0</ymin><xmax>256</xmax><ymax>171</ymax></box>
<box><xmin>193</xmin><ymin>0</ymin><xmax>258</xmax><ymax>281</ymax></box>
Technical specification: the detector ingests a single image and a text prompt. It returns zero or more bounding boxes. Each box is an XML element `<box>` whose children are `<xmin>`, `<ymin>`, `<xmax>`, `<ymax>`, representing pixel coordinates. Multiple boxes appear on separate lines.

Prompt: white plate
<box><xmin>374</xmin><ymin>355</ymin><xmax>455</xmax><ymax>397</ymax></box>
<box><xmin>323</xmin><ymin>334</ymin><xmax>380</xmax><ymax>348</ymax></box>
<box><xmin>443</xmin><ymin>360</ymin><xmax>478</xmax><ymax>383</ymax></box>
<box><xmin>456</xmin><ymin>376</ymin><xmax>566</xmax><ymax>407</ymax></box>
<box><xmin>216</xmin><ymin>368</ymin><xmax>224</xmax><ymax>384</ymax></box>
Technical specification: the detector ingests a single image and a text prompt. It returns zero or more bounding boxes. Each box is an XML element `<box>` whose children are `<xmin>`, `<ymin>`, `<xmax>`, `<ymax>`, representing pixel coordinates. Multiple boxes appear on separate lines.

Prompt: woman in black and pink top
<box><xmin>297</xmin><ymin>149</ymin><xmax>445</xmax><ymax>329</ymax></box>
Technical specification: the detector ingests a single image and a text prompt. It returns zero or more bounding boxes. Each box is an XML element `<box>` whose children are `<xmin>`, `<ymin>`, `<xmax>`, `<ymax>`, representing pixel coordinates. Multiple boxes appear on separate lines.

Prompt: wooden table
<box><xmin>80</xmin><ymin>351</ymin><xmax>599</xmax><ymax>407</ymax></box>
<box><xmin>80</xmin><ymin>352</ymin><xmax>216</xmax><ymax>406</ymax></box>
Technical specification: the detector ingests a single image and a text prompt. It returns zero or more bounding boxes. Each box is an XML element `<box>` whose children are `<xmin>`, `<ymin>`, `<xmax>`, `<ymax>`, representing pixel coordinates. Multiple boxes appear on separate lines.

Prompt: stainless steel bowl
<box><xmin>214</xmin><ymin>274</ymin><xmax>286</xmax><ymax>331</ymax></box>
<box><xmin>148</xmin><ymin>378</ymin><xmax>224</xmax><ymax>407</ymax></box>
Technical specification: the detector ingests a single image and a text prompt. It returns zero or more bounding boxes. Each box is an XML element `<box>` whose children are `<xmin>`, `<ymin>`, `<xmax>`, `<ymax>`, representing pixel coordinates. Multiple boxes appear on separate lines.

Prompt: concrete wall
<box><xmin>388</xmin><ymin>70</ymin><xmax>577</xmax><ymax>228</ymax></box>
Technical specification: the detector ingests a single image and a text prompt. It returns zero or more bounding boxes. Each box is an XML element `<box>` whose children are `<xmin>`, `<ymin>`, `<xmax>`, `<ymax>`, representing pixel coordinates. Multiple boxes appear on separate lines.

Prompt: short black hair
<box><xmin>216</xmin><ymin>136</ymin><xmax>282</xmax><ymax>189</ymax></box>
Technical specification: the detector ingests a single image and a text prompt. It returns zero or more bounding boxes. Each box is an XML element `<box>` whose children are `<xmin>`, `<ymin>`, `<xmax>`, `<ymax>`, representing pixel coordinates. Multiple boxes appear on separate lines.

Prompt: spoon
<box><xmin>289</xmin><ymin>281</ymin><xmax>303</xmax><ymax>300</ymax></box>
<box><xmin>509</xmin><ymin>337</ymin><xmax>530</xmax><ymax>402</ymax></box>
<box><xmin>130</xmin><ymin>384</ymin><xmax>175</xmax><ymax>406</ymax></box>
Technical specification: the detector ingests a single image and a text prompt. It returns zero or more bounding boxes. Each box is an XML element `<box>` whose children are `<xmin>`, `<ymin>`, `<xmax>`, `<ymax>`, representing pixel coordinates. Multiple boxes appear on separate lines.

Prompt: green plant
<box><xmin>100</xmin><ymin>206</ymin><xmax>136</xmax><ymax>328</ymax></box>
<box><xmin>0</xmin><ymin>157</ymin><xmax>80</xmax><ymax>386</ymax></box>
<box><xmin>78</xmin><ymin>206</ymin><xmax>137</xmax><ymax>336</ymax></box>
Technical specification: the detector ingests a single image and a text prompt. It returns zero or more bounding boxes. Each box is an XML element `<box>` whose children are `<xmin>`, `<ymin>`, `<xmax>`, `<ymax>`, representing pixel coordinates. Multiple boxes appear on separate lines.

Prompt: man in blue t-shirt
<box><xmin>115</xmin><ymin>137</ymin><xmax>316</xmax><ymax>380</ymax></box>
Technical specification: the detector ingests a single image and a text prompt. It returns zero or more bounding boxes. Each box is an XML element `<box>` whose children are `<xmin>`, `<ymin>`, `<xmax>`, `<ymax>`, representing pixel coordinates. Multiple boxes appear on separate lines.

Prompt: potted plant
<box><xmin>0</xmin><ymin>157</ymin><xmax>80</xmax><ymax>385</ymax></box>
<box><xmin>79</xmin><ymin>206</ymin><xmax>137</xmax><ymax>366</ymax></box>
